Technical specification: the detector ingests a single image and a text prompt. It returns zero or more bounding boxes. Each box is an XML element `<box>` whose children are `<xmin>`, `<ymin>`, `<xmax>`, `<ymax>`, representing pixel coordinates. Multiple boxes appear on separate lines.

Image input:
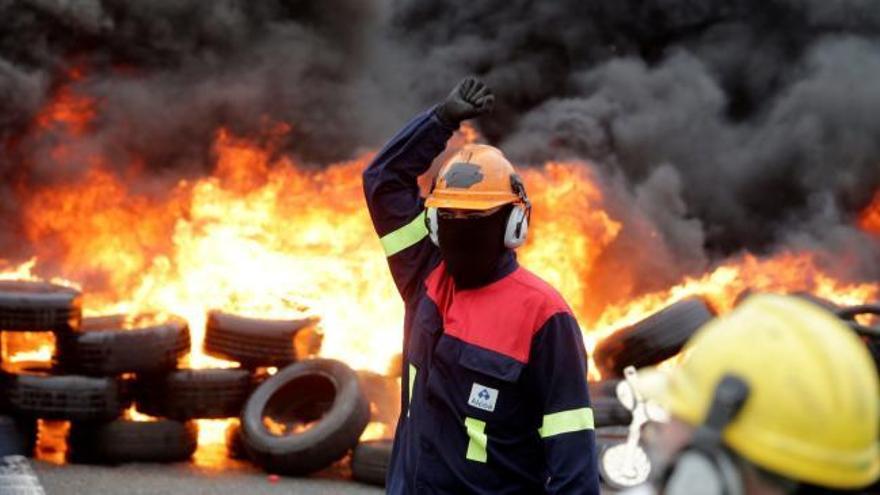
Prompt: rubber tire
<box><xmin>135</xmin><ymin>368</ymin><xmax>252</xmax><ymax>420</ymax></box>
<box><xmin>791</xmin><ymin>292</ymin><xmax>840</xmax><ymax>313</ymax></box>
<box><xmin>593</xmin><ymin>298</ymin><xmax>715</xmax><ymax>378</ymax></box>
<box><xmin>240</xmin><ymin>358</ymin><xmax>370</xmax><ymax>475</ymax></box>
<box><xmin>68</xmin><ymin>419</ymin><xmax>197</xmax><ymax>464</ymax></box>
<box><xmin>0</xmin><ymin>416</ymin><xmax>37</xmax><ymax>456</ymax></box>
<box><xmin>55</xmin><ymin>317</ymin><xmax>190</xmax><ymax>375</ymax></box>
<box><xmin>204</xmin><ymin>311</ymin><xmax>318</xmax><ymax>367</ymax></box>
<box><xmin>0</xmin><ymin>280</ymin><xmax>82</xmax><ymax>332</ymax></box>
<box><xmin>226</xmin><ymin>423</ymin><xmax>248</xmax><ymax>460</ymax></box>
<box><xmin>588</xmin><ymin>379</ymin><xmax>621</xmax><ymax>400</ymax></box>
<box><xmin>835</xmin><ymin>304</ymin><xmax>880</xmax><ymax>372</ymax></box>
<box><xmin>1</xmin><ymin>361</ymin><xmax>128</xmax><ymax>421</ymax></box>
<box><xmin>836</xmin><ymin>305</ymin><xmax>880</xmax><ymax>336</ymax></box>
<box><xmin>592</xmin><ymin>397</ymin><xmax>632</xmax><ymax>427</ymax></box>
<box><xmin>595</xmin><ymin>426</ymin><xmax>629</xmax><ymax>448</ymax></box>
<box><xmin>351</xmin><ymin>439</ymin><xmax>392</xmax><ymax>487</ymax></box>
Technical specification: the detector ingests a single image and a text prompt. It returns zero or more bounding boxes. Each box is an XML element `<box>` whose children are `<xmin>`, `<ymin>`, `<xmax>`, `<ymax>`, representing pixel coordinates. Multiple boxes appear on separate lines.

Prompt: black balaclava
<box><xmin>437</xmin><ymin>205</ymin><xmax>512</xmax><ymax>289</ymax></box>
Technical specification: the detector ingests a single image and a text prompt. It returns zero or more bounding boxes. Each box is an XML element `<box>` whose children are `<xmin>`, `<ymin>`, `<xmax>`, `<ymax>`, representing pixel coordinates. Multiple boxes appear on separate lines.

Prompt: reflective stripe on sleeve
<box><xmin>407</xmin><ymin>363</ymin><xmax>417</xmax><ymax>417</ymax></box>
<box><xmin>538</xmin><ymin>407</ymin><xmax>594</xmax><ymax>438</ymax></box>
<box><xmin>380</xmin><ymin>211</ymin><xmax>428</xmax><ymax>257</ymax></box>
<box><xmin>464</xmin><ymin>417</ymin><xmax>488</xmax><ymax>462</ymax></box>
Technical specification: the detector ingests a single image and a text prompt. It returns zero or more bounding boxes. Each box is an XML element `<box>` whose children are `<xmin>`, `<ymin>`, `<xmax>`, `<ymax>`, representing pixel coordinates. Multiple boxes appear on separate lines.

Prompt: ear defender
<box><xmin>426</xmin><ymin>207</ymin><xmax>440</xmax><ymax>246</ymax></box>
<box><xmin>663</xmin><ymin>375</ymin><xmax>750</xmax><ymax>495</ymax></box>
<box><xmin>505</xmin><ymin>174</ymin><xmax>531</xmax><ymax>249</ymax></box>
<box><xmin>504</xmin><ymin>205</ymin><xmax>529</xmax><ymax>249</ymax></box>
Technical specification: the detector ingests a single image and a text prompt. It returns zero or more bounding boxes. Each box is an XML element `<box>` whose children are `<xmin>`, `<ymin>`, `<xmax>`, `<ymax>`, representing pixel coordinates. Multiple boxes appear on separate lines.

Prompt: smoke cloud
<box><xmin>1</xmin><ymin>0</ymin><xmax>879</xmax><ymax>291</ymax></box>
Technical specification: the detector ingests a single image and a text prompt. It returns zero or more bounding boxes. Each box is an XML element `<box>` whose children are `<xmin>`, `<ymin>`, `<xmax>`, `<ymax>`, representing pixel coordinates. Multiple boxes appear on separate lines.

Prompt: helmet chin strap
<box><xmin>662</xmin><ymin>375</ymin><xmax>750</xmax><ymax>495</ymax></box>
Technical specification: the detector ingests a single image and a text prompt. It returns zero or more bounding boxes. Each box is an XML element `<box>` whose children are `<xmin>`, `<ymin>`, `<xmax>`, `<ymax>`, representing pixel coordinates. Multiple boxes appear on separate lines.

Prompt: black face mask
<box><xmin>437</xmin><ymin>206</ymin><xmax>511</xmax><ymax>289</ymax></box>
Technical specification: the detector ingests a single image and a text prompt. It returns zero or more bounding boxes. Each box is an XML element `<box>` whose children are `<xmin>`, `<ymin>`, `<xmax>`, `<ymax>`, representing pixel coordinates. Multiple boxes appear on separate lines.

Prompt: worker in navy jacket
<box><xmin>363</xmin><ymin>77</ymin><xmax>599</xmax><ymax>494</ymax></box>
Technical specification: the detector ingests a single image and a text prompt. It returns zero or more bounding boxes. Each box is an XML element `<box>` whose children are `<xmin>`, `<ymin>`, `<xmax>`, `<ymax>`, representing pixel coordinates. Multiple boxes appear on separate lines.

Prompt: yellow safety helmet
<box><xmin>661</xmin><ymin>294</ymin><xmax>879</xmax><ymax>489</ymax></box>
<box><xmin>425</xmin><ymin>144</ymin><xmax>524</xmax><ymax>211</ymax></box>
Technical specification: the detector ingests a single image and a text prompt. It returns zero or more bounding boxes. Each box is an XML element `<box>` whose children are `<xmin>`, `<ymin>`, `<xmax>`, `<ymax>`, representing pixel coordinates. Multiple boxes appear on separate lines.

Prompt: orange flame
<box><xmin>860</xmin><ymin>191</ymin><xmax>880</xmax><ymax>235</ymax></box>
<box><xmin>3</xmin><ymin>83</ymin><xmax>879</xmax><ymax>462</ymax></box>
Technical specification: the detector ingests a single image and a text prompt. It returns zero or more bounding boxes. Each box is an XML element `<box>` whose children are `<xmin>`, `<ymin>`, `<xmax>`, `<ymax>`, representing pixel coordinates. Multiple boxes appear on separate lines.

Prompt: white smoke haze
<box><xmin>1</xmin><ymin>0</ymin><xmax>879</xmax><ymax>287</ymax></box>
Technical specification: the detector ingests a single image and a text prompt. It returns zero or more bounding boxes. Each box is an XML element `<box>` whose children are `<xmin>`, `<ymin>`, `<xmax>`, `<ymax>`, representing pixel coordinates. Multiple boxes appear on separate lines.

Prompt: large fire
<box><xmin>2</xmin><ymin>78</ymin><xmax>879</xmax><ymax>464</ymax></box>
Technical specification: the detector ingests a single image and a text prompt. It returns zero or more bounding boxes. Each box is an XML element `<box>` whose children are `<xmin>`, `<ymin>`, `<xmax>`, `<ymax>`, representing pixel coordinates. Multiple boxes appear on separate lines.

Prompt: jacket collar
<box><xmin>453</xmin><ymin>250</ymin><xmax>518</xmax><ymax>292</ymax></box>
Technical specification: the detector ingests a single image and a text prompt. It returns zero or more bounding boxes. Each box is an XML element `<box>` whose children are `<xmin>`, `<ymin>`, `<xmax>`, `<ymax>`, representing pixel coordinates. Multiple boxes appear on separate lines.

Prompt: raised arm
<box><xmin>362</xmin><ymin>77</ymin><xmax>494</xmax><ymax>302</ymax></box>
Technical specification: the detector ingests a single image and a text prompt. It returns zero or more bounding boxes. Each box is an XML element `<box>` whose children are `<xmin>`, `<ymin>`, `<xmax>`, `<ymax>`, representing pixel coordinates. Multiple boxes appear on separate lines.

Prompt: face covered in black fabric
<box><xmin>437</xmin><ymin>205</ymin><xmax>512</xmax><ymax>289</ymax></box>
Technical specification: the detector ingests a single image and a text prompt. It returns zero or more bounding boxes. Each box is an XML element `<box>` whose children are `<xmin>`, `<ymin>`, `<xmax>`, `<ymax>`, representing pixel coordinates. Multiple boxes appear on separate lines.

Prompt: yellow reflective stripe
<box><xmin>407</xmin><ymin>363</ymin><xmax>417</xmax><ymax>417</ymax></box>
<box><xmin>380</xmin><ymin>211</ymin><xmax>428</xmax><ymax>257</ymax></box>
<box><xmin>538</xmin><ymin>407</ymin><xmax>595</xmax><ymax>438</ymax></box>
<box><xmin>464</xmin><ymin>417</ymin><xmax>487</xmax><ymax>463</ymax></box>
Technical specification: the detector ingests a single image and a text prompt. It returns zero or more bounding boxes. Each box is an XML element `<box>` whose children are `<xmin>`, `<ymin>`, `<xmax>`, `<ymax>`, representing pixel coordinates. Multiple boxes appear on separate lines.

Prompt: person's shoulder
<box><xmin>491</xmin><ymin>267</ymin><xmax>572</xmax><ymax>334</ymax></box>
<box><xmin>507</xmin><ymin>267</ymin><xmax>571</xmax><ymax>314</ymax></box>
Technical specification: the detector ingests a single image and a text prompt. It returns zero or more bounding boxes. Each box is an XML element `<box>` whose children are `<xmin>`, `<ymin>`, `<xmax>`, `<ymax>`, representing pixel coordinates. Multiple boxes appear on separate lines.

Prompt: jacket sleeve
<box><xmin>527</xmin><ymin>313</ymin><xmax>600</xmax><ymax>495</ymax></box>
<box><xmin>362</xmin><ymin>107</ymin><xmax>455</xmax><ymax>302</ymax></box>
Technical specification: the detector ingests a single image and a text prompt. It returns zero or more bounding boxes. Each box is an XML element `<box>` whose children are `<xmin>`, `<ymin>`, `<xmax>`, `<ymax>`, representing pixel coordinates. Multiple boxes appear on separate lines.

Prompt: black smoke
<box><xmin>1</xmin><ymin>0</ymin><xmax>879</xmax><ymax>291</ymax></box>
<box><xmin>390</xmin><ymin>0</ymin><xmax>880</xmax><ymax>290</ymax></box>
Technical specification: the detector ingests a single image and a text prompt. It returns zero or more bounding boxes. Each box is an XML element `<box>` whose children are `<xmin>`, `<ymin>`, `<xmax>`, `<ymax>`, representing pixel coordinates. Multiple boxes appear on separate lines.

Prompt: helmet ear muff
<box><xmin>662</xmin><ymin>375</ymin><xmax>750</xmax><ymax>495</ymax></box>
<box><xmin>504</xmin><ymin>204</ymin><xmax>529</xmax><ymax>249</ymax></box>
<box><xmin>663</xmin><ymin>447</ymin><xmax>743</xmax><ymax>495</ymax></box>
<box><xmin>426</xmin><ymin>207</ymin><xmax>439</xmax><ymax>246</ymax></box>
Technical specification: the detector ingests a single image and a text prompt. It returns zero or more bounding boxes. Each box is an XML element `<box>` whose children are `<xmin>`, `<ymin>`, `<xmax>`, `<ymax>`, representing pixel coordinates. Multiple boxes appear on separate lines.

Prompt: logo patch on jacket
<box><xmin>468</xmin><ymin>383</ymin><xmax>499</xmax><ymax>412</ymax></box>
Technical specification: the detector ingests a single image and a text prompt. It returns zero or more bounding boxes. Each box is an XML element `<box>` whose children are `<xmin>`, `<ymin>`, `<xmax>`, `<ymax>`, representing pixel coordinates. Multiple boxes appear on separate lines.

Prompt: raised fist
<box><xmin>435</xmin><ymin>76</ymin><xmax>495</xmax><ymax>126</ymax></box>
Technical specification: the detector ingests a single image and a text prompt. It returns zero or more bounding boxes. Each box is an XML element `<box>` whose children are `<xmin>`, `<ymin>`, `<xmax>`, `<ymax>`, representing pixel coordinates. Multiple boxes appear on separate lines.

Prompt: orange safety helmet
<box><xmin>425</xmin><ymin>144</ymin><xmax>531</xmax><ymax>249</ymax></box>
<box><xmin>426</xmin><ymin>144</ymin><xmax>524</xmax><ymax>211</ymax></box>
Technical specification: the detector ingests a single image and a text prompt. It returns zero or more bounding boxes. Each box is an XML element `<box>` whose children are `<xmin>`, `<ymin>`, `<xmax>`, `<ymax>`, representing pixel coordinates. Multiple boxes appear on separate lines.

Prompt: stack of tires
<box><xmin>0</xmin><ymin>280</ymin><xmax>376</xmax><ymax>478</ymax></box>
<box><xmin>206</xmin><ymin>311</ymin><xmax>370</xmax><ymax>476</ymax></box>
<box><xmin>53</xmin><ymin>312</ymin><xmax>197</xmax><ymax>464</ymax></box>
<box><xmin>0</xmin><ymin>280</ymin><xmax>83</xmax><ymax>458</ymax></box>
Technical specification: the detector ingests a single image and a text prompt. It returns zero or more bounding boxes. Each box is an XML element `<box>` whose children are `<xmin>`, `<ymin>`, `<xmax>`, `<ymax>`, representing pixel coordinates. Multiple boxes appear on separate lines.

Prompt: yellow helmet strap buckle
<box><xmin>663</xmin><ymin>375</ymin><xmax>750</xmax><ymax>495</ymax></box>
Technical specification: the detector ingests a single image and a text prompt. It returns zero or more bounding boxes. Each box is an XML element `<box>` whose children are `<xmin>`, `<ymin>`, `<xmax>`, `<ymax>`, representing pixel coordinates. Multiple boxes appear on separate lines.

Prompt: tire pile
<box><xmin>0</xmin><ymin>280</ymin><xmax>373</xmax><ymax>478</ymax></box>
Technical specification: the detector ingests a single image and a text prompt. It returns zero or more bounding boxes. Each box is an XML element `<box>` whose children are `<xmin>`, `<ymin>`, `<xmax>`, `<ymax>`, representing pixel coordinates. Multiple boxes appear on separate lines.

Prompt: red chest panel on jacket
<box><xmin>425</xmin><ymin>262</ymin><xmax>571</xmax><ymax>363</ymax></box>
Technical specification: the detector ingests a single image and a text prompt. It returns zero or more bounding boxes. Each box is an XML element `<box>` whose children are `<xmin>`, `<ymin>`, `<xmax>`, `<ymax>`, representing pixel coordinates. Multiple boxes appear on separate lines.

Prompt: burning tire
<box><xmin>593</xmin><ymin>298</ymin><xmax>715</xmax><ymax>377</ymax></box>
<box><xmin>204</xmin><ymin>311</ymin><xmax>321</xmax><ymax>368</ymax></box>
<box><xmin>240</xmin><ymin>358</ymin><xmax>370</xmax><ymax>475</ymax></box>
<box><xmin>68</xmin><ymin>419</ymin><xmax>197</xmax><ymax>464</ymax></box>
<box><xmin>55</xmin><ymin>316</ymin><xmax>190</xmax><ymax>375</ymax></box>
<box><xmin>135</xmin><ymin>368</ymin><xmax>252</xmax><ymax>420</ymax></box>
<box><xmin>592</xmin><ymin>397</ymin><xmax>633</xmax><ymax>427</ymax></box>
<box><xmin>836</xmin><ymin>304</ymin><xmax>880</xmax><ymax>336</ymax></box>
<box><xmin>0</xmin><ymin>280</ymin><xmax>81</xmax><ymax>333</ymax></box>
<box><xmin>352</xmin><ymin>439</ymin><xmax>392</xmax><ymax>487</ymax></box>
<box><xmin>836</xmin><ymin>304</ymin><xmax>880</xmax><ymax>370</ymax></box>
<box><xmin>1</xmin><ymin>361</ymin><xmax>128</xmax><ymax>421</ymax></box>
<box><xmin>0</xmin><ymin>416</ymin><xmax>37</xmax><ymax>457</ymax></box>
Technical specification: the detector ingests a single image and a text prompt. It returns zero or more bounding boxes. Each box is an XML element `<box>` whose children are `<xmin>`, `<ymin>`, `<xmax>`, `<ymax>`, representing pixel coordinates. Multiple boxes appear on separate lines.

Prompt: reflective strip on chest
<box><xmin>464</xmin><ymin>417</ymin><xmax>487</xmax><ymax>463</ymax></box>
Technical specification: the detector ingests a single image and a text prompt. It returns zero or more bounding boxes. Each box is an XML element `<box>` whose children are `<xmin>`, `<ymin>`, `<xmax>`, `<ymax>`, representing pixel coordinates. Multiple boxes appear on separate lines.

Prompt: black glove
<box><xmin>435</xmin><ymin>76</ymin><xmax>495</xmax><ymax>127</ymax></box>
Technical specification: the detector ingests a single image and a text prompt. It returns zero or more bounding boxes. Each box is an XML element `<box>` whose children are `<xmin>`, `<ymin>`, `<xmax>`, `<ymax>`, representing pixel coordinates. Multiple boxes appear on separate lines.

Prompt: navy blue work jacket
<box><xmin>362</xmin><ymin>107</ymin><xmax>599</xmax><ymax>495</ymax></box>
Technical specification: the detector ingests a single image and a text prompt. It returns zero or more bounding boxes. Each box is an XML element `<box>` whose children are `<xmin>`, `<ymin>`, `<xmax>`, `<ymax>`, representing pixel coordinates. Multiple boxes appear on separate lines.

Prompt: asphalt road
<box><xmin>31</xmin><ymin>460</ymin><xmax>384</xmax><ymax>495</ymax></box>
